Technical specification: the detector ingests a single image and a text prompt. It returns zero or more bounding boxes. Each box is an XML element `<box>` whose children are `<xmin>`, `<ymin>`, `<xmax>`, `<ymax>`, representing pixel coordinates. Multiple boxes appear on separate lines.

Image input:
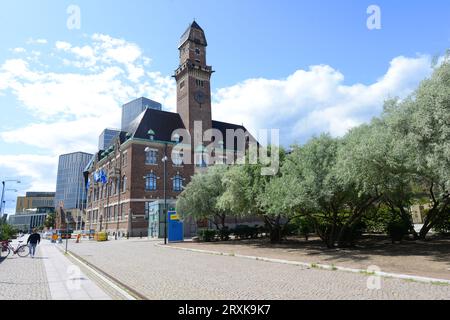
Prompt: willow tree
<box><xmin>177</xmin><ymin>165</ymin><xmax>229</xmax><ymax>231</ymax></box>
<box><xmin>218</xmin><ymin>147</ymin><xmax>287</xmax><ymax>243</ymax></box>
<box><xmin>383</xmin><ymin>58</ymin><xmax>450</xmax><ymax>239</ymax></box>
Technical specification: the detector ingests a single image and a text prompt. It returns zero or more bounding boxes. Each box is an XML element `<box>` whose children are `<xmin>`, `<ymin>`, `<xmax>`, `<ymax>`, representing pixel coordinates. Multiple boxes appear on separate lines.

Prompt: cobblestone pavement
<box><xmin>0</xmin><ymin>243</ymin><xmax>51</xmax><ymax>300</ymax></box>
<box><xmin>67</xmin><ymin>239</ymin><xmax>450</xmax><ymax>300</ymax></box>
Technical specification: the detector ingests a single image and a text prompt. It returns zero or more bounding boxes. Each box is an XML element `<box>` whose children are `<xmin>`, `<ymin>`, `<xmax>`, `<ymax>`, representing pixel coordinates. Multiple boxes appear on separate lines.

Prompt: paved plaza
<box><xmin>65</xmin><ymin>238</ymin><xmax>450</xmax><ymax>300</ymax></box>
<box><xmin>1</xmin><ymin>237</ymin><xmax>450</xmax><ymax>300</ymax></box>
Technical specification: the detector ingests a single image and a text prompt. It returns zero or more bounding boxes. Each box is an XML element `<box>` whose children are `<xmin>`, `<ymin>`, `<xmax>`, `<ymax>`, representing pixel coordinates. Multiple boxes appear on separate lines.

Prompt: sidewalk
<box><xmin>40</xmin><ymin>241</ymin><xmax>111</xmax><ymax>300</ymax></box>
<box><xmin>0</xmin><ymin>239</ymin><xmax>112</xmax><ymax>300</ymax></box>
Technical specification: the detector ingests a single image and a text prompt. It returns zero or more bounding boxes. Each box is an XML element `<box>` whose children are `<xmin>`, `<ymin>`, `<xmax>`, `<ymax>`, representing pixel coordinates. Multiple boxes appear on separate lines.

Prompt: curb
<box><xmin>156</xmin><ymin>243</ymin><xmax>450</xmax><ymax>286</ymax></box>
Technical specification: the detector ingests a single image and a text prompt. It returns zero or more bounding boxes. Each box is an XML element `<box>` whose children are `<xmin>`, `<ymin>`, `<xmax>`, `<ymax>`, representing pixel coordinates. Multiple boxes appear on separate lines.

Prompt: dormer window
<box><xmin>147</xmin><ymin>129</ymin><xmax>155</xmax><ymax>141</ymax></box>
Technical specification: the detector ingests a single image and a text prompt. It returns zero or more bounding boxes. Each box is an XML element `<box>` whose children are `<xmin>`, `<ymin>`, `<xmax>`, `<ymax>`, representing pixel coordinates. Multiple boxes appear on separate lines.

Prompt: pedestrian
<box><xmin>27</xmin><ymin>229</ymin><xmax>41</xmax><ymax>258</ymax></box>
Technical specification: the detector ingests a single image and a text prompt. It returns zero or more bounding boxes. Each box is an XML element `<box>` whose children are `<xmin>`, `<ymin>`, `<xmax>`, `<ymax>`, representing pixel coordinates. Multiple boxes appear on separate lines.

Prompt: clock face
<box><xmin>194</xmin><ymin>90</ymin><xmax>206</xmax><ymax>104</ymax></box>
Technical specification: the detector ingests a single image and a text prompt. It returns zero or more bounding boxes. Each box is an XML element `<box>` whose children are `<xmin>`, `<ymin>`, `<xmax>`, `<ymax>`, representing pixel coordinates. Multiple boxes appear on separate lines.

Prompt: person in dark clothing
<box><xmin>27</xmin><ymin>229</ymin><xmax>41</xmax><ymax>258</ymax></box>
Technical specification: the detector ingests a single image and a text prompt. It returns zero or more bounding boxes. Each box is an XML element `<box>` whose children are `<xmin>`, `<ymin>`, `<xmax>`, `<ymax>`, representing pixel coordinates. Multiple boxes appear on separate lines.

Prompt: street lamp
<box><xmin>162</xmin><ymin>145</ymin><xmax>168</xmax><ymax>245</ymax></box>
<box><xmin>0</xmin><ymin>180</ymin><xmax>20</xmax><ymax>216</ymax></box>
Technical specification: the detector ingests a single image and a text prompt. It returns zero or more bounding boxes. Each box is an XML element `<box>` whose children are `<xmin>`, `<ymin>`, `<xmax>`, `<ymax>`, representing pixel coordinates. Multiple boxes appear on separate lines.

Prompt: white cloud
<box><xmin>0</xmin><ymin>154</ymin><xmax>57</xmax><ymax>192</ymax></box>
<box><xmin>12</xmin><ymin>47</ymin><xmax>26</xmax><ymax>53</ymax></box>
<box><xmin>212</xmin><ymin>55</ymin><xmax>433</xmax><ymax>144</ymax></box>
<box><xmin>0</xmin><ymin>34</ymin><xmax>176</xmax><ymax>193</ymax></box>
<box><xmin>27</xmin><ymin>38</ymin><xmax>48</xmax><ymax>45</ymax></box>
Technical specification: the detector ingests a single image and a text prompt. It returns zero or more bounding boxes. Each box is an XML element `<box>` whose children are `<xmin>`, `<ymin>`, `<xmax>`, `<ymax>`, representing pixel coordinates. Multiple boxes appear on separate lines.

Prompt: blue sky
<box><xmin>0</xmin><ymin>0</ymin><xmax>449</xmax><ymax>213</ymax></box>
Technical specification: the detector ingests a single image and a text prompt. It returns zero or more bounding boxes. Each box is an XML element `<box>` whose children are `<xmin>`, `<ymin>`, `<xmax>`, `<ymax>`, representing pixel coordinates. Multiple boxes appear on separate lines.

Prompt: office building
<box><xmin>99</xmin><ymin>128</ymin><xmax>121</xmax><ymax>150</ymax></box>
<box><xmin>55</xmin><ymin>152</ymin><xmax>93</xmax><ymax>210</ymax></box>
<box><xmin>121</xmin><ymin>97</ymin><xmax>162</xmax><ymax>131</ymax></box>
<box><xmin>15</xmin><ymin>192</ymin><xmax>55</xmax><ymax>214</ymax></box>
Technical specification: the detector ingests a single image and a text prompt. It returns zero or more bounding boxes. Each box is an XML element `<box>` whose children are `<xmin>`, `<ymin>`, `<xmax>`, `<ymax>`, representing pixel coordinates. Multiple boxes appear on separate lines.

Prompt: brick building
<box><xmin>84</xmin><ymin>21</ymin><xmax>253</xmax><ymax>237</ymax></box>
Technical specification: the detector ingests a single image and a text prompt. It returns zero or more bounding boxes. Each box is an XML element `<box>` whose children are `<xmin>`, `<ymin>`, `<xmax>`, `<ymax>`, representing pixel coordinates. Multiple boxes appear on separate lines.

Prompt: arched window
<box><xmin>145</xmin><ymin>173</ymin><xmax>157</xmax><ymax>191</ymax></box>
<box><xmin>173</xmin><ymin>174</ymin><xmax>183</xmax><ymax>192</ymax></box>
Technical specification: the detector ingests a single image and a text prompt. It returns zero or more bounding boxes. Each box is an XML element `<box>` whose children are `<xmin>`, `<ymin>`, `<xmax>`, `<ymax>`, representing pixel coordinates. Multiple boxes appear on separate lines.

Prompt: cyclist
<box><xmin>27</xmin><ymin>229</ymin><xmax>41</xmax><ymax>258</ymax></box>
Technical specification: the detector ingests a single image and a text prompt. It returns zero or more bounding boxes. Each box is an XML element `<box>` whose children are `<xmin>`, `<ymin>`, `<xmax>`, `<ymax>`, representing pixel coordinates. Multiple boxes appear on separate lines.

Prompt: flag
<box><xmin>100</xmin><ymin>170</ymin><xmax>108</xmax><ymax>184</ymax></box>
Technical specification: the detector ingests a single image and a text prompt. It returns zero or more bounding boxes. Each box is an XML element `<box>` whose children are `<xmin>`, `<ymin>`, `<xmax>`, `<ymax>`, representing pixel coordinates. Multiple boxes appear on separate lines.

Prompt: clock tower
<box><xmin>174</xmin><ymin>21</ymin><xmax>213</xmax><ymax>144</ymax></box>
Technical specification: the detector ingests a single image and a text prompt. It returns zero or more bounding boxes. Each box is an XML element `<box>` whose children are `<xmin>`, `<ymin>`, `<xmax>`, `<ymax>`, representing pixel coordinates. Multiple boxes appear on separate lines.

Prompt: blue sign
<box><xmin>167</xmin><ymin>211</ymin><xmax>183</xmax><ymax>242</ymax></box>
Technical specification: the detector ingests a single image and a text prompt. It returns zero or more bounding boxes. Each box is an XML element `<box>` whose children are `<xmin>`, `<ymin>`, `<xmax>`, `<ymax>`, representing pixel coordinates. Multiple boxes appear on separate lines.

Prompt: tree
<box><xmin>218</xmin><ymin>147</ymin><xmax>287</xmax><ymax>243</ymax></box>
<box><xmin>336</xmin><ymin>120</ymin><xmax>417</xmax><ymax>239</ymax></box>
<box><xmin>44</xmin><ymin>212</ymin><xmax>56</xmax><ymax>230</ymax></box>
<box><xmin>383</xmin><ymin>59</ymin><xmax>450</xmax><ymax>239</ymax></box>
<box><xmin>0</xmin><ymin>221</ymin><xmax>17</xmax><ymax>241</ymax></box>
<box><xmin>177</xmin><ymin>165</ymin><xmax>229</xmax><ymax>232</ymax></box>
<box><xmin>281</xmin><ymin>134</ymin><xmax>383</xmax><ymax>248</ymax></box>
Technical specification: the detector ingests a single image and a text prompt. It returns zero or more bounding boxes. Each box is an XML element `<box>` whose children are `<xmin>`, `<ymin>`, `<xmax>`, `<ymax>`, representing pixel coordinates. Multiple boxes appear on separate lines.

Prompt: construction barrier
<box><xmin>94</xmin><ymin>232</ymin><xmax>108</xmax><ymax>241</ymax></box>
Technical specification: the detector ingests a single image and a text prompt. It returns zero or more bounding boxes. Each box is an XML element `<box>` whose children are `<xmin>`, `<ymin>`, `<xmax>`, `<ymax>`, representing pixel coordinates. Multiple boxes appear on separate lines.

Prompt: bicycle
<box><xmin>0</xmin><ymin>240</ymin><xmax>30</xmax><ymax>258</ymax></box>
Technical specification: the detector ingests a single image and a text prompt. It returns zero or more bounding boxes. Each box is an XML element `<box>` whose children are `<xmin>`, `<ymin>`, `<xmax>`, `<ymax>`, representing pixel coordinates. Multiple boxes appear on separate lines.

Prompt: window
<box><xmin>172</xmin><ymin>151</ymin><xmax>183</xmax><ymax>166</ymax></box>
<box><xmin>195</xmin><ymin>79</ymin><xmax>204</xmax><ymax>87</ymax></box>
<box><xmin>122</xmin><ymin>176</ymin><xmax>127</xmax><ymax>193</ymax></box>
<box><xmin>146</xmin><ymin>149</ymin><xmax>158</xmax><ymax>165</ymax></box>
<box><xmin>120</xmin><ymin>204</ymin><xmax>125</xmax><ymax>221</ymax></box>
<box><xmin>145</xmin><ymin>173</ymin><xmax>157</xmax><ymax>191</ymax></box>
<box><xmin>122</xmin><ymin>152</ymin><xmax>128</xmax><ymax>167</ymax></box>
<box><xmin>173</xmin><ymin>175</ymin><xmax>183</xmax><ymax>192</ymax></box>
<box><xmin>195</xmin><ymin>48</ymin><xmax>200</xmax><ymax>55</ymax></box>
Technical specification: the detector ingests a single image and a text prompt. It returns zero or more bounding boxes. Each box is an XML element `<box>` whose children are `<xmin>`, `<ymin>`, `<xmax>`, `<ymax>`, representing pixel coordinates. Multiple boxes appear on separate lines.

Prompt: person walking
<box><xmin>27</xmin><ymin>229</ymin><xmax>41</xmax><ymax>258</ymax></box>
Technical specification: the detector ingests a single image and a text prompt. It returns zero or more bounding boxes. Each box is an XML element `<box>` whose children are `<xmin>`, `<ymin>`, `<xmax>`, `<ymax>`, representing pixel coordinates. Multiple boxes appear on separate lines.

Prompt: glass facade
<box><xmin>55</xmin><ymin>152</ymin><xmax>93</xmax><ymax>210</ymax></box>
<box><xmin>145</xmin><ymin>200</ymin><xmax>177</xmax><ymax>238</ymax></box>
<box><xmin>98</xmin><ymin>128</ymin><xmax>121</xmax><ymax>150</ymax></box>
<box><xmin>121</xmin><ymin>97</ymin><xmax>162</xmax><ymax>131</ymax></box>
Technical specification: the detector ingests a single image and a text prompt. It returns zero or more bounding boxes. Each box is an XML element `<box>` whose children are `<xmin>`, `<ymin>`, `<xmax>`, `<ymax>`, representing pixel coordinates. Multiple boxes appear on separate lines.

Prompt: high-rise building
<box><xmin>98</xmin><ymin>128</ymin><xmax>121</xmax><ymax>150</ymax></box>
<box><xmin>55</xmin><ymin>152</ymin><xmax>93</xmax><ymax>210</ymax></box>
<box><xmin>121</xmin><ymin>97</ymin><xmax>162</xmax><ymax>131</ymax></box>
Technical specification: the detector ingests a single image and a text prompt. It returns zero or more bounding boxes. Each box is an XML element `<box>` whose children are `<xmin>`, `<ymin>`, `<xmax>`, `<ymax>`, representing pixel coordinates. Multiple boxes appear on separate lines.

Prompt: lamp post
<box><xmin>162</xmin><ymin>144</ymin><xmax>168</xmax><ymax>245</ymax></box>
<box><xmin>1</xmin><ymin>180</ymin><xmax>20</xmax><ymax>216</ymax></box>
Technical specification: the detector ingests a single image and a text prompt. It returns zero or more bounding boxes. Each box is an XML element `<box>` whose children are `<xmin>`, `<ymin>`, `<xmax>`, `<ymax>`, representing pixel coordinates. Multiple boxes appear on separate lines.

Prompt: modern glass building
<box><xmin>55</xmin><ymin>152</ymin><xmax>93</xmax><ymax>210</ymax></box>
<box><xmin>98</xmin><ymin>128</ymin><xmax>121</xmax><ymax>150</ymax></box>
<box><xmin>15</xmin><ymin>192</ymin><xmax>55</xmax><ymax>214</ymax></box>
<box><xmin>121</xmin><ymin>97</ymin><xmax>162</xmax><ymax>131</ymax></box>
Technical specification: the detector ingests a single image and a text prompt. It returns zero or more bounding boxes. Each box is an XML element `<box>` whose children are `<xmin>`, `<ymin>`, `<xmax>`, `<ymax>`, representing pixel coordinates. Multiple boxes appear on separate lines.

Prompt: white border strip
<box><xmin>65</xmin><ymin>251</ymin><xmax>137</xmax><ymax>300</ymax></box>
<box><xmin>157</xmin><ymin>243</ymin><xmax>450</xmax><ymax>285</ymax></box>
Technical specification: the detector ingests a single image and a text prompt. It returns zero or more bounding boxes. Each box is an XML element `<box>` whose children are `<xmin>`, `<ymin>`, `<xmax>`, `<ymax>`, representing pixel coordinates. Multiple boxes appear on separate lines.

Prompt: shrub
<box><xmin>217</xmin><ymin>227</ymin><xmax>231</xmax><ymax>241</ymax></box>
<box><xmin>0</xmin><ymin>223</ymin><xmax>17</xmax><ymax>241</ymax></box>
<box><xmin>433</xmin><ymin>209</ymin><xmax>450</xmax><ymax>234</ymax></box>
<box><xmin>386</xmin><ymin>219</ymin><xmax>410</xmax><ymax>242</ymax></box>
<box><xmin>197</xmin><ymin>229</ymin><xmax>217</xmax><ymax>242</ymax></box>
<box><xmin>289</xmin><ymin>216</ymin><xmax>315</xmax><ymax>240</ymax></box>
<box><xmin>337</xmin><ymin>221</ymin><xmax>366</xmax><ymax>247</ymax></box>
<box><xmin>232</xmin><ymin>225</ymin><xmax>260</xmax><ymax>239</ymax></box>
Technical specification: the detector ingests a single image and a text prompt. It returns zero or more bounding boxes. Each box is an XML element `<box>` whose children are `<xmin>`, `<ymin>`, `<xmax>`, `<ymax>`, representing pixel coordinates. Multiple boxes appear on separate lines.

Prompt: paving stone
<box><xmin>66</xmin><ymin>239</ymin><xmax>450</xmax><ymax>300</ymax></box>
